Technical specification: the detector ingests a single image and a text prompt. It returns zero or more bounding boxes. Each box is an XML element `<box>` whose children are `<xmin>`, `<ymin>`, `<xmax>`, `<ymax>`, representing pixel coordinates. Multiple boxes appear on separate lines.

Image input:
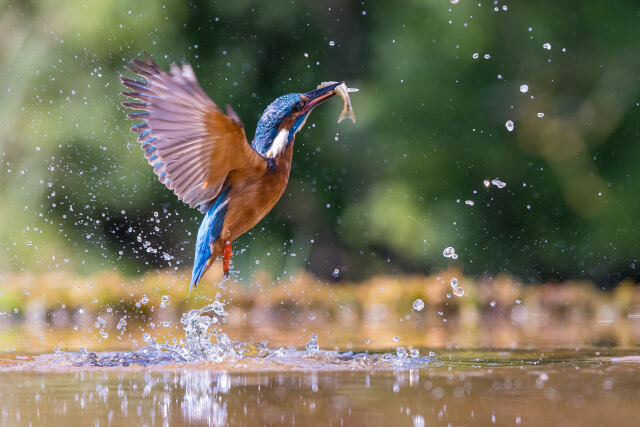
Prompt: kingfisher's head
<box><xmin>253</xmin><ymin>81</ymin><xmax>343</xmax><ymax>159</ymax></box>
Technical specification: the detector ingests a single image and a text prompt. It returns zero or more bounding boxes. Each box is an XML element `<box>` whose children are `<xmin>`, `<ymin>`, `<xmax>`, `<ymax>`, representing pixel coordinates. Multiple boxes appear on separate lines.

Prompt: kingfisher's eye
<box><xmin>293</xmin><ymin>101</ymin><xmax>305</xmax><ymax>112</ymax></box>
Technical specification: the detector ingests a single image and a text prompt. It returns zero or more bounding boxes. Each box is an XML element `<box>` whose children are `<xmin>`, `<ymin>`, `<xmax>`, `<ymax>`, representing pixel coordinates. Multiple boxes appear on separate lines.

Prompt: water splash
<box><xmin>47</xmin><ymin>297</ymin><xmax>435</xmax><ymax>370</ymax></box>
<box><xmin>153</xmin><ymin>300</ymin><xmax>227</xmax><ymax>361</ymax></box>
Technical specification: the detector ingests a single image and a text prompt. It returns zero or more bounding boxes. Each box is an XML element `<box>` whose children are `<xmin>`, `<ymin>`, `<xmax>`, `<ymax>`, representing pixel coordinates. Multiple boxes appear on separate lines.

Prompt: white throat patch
<box><xmin>266</xmin><ymin>128</ymin><xmax>290</xmax><ymax>159</ymax></box>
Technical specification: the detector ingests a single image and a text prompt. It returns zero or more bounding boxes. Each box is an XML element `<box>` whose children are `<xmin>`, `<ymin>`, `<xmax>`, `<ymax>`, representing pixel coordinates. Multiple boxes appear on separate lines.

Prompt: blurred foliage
<box><xmin>1</xmin><ymin>0</ymin><xmax>639</xmax><ymax>286</ymax></box>
<box><xmin>1</xmin><ymin>269</ymin><xmax>639</xmax><ymax>351</ymax></box>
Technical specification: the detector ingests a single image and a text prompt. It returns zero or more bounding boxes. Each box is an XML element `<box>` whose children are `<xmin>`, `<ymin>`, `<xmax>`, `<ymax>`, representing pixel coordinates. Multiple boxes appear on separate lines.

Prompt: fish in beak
<box><xmin>304</xmin><ymin>81</ymin><xmax>359</xmax><ymax>123</ymax></box>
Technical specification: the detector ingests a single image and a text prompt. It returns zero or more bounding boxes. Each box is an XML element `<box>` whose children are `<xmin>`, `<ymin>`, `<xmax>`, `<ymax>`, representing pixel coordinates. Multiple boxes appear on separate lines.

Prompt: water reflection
<box><xmin>180</xmin><ymin>371</ymin><xmax>230</xmax><ymax>426</ymax></box>
<box><xmin>1</xmin><ymin>349</ymin><xmax>639</xmax><ymax>426</ymax></box>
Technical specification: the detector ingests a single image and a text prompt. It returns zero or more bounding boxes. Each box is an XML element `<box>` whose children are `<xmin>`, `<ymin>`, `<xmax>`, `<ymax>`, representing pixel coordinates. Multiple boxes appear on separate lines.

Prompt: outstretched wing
<box><xmin>120</xmin><ymin>57</ymin><xmax>266</xmax><ymax>212</ymax></box>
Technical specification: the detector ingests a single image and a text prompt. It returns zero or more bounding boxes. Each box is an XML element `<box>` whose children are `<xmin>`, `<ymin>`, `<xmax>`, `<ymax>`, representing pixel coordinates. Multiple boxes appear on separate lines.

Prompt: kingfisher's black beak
<box><xmin>302</xmin><ymin>81</ymin><xmax>343</xmax><ymax>114</ymax></box>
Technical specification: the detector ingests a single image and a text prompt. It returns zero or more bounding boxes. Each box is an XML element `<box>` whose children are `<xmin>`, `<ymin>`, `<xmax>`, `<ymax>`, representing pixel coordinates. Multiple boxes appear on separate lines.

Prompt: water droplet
<box><xmin>451</xmin><ymin>253</ymin><xmax>459</xmax><ymax>260</ymax></box>
<box><xmin>116</xmin><ymin>317</ymin><xmax>127</xmax><ymax>330</ymax></box>
<box><xmin>452</xmin><ymin>286</ymin><xmax>465</xmax><ymax>297</ymax></box>
<box><xmin>140</xmin><ymin>295</ymin><xmax>149</xmax><ymax>305</ymax></box>
<box><xmin>519</xmin><ymin>84</ymin><xmax>529</xmax><ymax>93</ymax></box>
<box><xmin>442</xmin><ymin>246</ymin><xmax>456</xmax><ymax>258</ymax></box>
<box><xmin>450</xmin><ymin>277</ymin><xmax>458</xmax><ymax>287</ymax></box>
<box><xmin>413</xmin><ymin>299</ymin><xmax>425</xmax><ymax>311</ymax></box>
<box><xmin>305</xmin><ymin>341</ymin><xmax>319</xmax><ymax>352</ymax></box>
<box><xmin>491</xmin><ymin>179</ymin><xmax>507</xmax><ymax>188</ymax></box>
<box><xmin>332</xmin><ymin>268</ymin><xmax>340</xmax><ymax>279</ymax></box>
<box><xmin>161</xmin><ymin>295</ymin><xmax>169</xmax><ymax>303</ymax></box>
<box><xmin>472</xmin><ymin>52</ymin><xmax>479</xmax><ymax>59</ymax></box>
<box><xmin>490</xmin><ymin>300</ymin><xmax>497</xmax><ymax>307</ymax></box>
<box><xmin>329</xmin><ymin>41</ymin><xmax>335</xmax><ymax>47</ymax></box>
<box><xmin>410</xmin><ymin>348</ymin><xmax>420</xmax><ymax>358</ymax></box>
<box><xmin>396</xmin><ymin>346</ymin><xmax>407</xmax><ymax>358</ymax></box>
<box><xmin>450</xmin><ymin>0</ymin><xmax>459</xmax><ymax>4</ymax></box>
<box><xmin>465</xmin><ymin>200</ymin><xmax>475</xmax><ymax>206</ymax></box>
<box><xmin>393</xmin><ymin>336</ymin><xmax>400</xmax><ymax>342</ymax></box>
<box><xmin>543</xmin><ymin>42</ymin><xmax>552</xmax><ymax>50</ymax></box>
<box><xmin>484</xmin><ymin>179</ymin><xmax>491</xmax><ymax>187</ymax></box>
<box><xmin>484</xmin><ymin>53</ymin><xmax>491</xmax><ymax>59</ymax></box>
<box><xmin>428</xmin><ymin>351</ymin><xmax>436</xmax><ymax>357</ymax></box>
<box><xmin>505</xmin><ymin>120</ymin><xmax>514</xmax><ymax>132</ymax></box>
<box><xmin>537</xmin><ymin>112</ymin><xmax>545</xmax><ymax>118</ymax></box>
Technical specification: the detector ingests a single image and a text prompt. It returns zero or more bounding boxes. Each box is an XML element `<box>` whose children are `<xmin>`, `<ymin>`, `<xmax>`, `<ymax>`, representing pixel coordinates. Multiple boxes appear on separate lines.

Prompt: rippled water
<box><xmin>1</xmin><ymin>348</ymin><xmax>640</xmax><ymax>426</ymax></box>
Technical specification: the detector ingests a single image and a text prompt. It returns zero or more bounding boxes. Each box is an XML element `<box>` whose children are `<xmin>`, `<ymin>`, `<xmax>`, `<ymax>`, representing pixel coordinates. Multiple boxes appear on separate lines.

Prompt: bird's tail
<box><xmin>189</xmin><ymin>250</ymin><xmax>210</xmax><ymax>292</ymax></box>
<box><xmin>188</xmin><ymin>190</ymin><xmax>230</xmax><ymax>292</ymax></box>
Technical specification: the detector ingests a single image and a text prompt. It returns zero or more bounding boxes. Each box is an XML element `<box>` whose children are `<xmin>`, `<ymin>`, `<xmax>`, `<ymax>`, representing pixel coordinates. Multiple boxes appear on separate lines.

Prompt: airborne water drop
<box><xmin>505</xmin><ymin>120</ymin><xmax>514</xmax><ymax>132</ymax></box>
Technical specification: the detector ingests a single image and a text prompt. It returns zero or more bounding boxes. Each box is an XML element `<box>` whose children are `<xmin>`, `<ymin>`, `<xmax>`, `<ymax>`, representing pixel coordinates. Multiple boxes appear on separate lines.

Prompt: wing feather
<box><xmin>121</xmin><ymin>56</ymin><xmax>266</xmax><ymax>211</ymax></box>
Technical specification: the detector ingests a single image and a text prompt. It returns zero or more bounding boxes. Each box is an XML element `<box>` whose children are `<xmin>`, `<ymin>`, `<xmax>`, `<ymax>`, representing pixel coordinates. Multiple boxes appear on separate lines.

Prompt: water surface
<box><xmin>1</xmin><ymin>348</ymin><xmax>639</xmax><ymax>426</ymax></box>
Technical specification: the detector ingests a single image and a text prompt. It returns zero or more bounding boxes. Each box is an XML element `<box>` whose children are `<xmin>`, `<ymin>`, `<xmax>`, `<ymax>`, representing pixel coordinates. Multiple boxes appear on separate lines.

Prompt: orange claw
<box><xmin>222</xmin><ymin>241</ymin><xmax>232</xmax><ymax>278</ymax></box>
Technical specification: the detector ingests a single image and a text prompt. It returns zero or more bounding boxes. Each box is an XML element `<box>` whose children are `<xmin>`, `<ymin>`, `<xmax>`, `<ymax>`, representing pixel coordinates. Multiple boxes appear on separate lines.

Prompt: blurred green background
<box><xmin>1</xmin><ymin>0</ymin><xmax>639</xmax><ymax>287</ymax></box>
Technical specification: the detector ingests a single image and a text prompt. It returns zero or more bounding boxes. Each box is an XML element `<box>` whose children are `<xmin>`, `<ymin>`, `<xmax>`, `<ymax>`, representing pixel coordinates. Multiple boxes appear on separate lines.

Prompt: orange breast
<box><xmin>219</xmin><ymin>140</ymin><xmax>295</xmax><ymax>246</ymax></box>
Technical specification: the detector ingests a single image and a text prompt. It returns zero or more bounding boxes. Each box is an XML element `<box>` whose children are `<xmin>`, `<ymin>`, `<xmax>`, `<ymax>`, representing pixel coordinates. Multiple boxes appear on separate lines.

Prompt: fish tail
<box><xmin>338</xmin><ymin>109</ymin><xmax>356</xmax><ymax>124</ymax></box>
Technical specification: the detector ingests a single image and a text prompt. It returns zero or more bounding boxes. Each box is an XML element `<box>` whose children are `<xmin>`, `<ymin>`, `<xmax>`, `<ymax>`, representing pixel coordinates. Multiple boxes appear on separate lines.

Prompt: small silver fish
<box><xmin>318</xmin><ymin>81</ymin><xmax>359</xmax><ymax>123</ymax></box>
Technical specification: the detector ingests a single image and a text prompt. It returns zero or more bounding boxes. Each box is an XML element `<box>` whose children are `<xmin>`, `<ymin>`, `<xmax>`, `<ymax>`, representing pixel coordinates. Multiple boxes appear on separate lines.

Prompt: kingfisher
<box><xmin>120</xmin><ymin>57</ymin><xmax>355</xmax><ymax>290</ymax></box>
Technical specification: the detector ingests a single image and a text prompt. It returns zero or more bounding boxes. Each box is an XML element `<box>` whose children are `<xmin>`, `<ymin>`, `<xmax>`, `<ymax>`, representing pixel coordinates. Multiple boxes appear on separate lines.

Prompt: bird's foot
<box><xmin>222</xmin><ymin>240</ymin><xmax>232</xmax><ymax>278</ymax></box>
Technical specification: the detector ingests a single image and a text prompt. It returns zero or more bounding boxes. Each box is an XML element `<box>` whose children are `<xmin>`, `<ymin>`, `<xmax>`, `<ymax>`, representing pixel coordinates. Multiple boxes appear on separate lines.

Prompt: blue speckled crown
<box><xmin>252</xmin><ymin>93</ymin><xmax>303</xmax><ymax>153</ymax></box>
